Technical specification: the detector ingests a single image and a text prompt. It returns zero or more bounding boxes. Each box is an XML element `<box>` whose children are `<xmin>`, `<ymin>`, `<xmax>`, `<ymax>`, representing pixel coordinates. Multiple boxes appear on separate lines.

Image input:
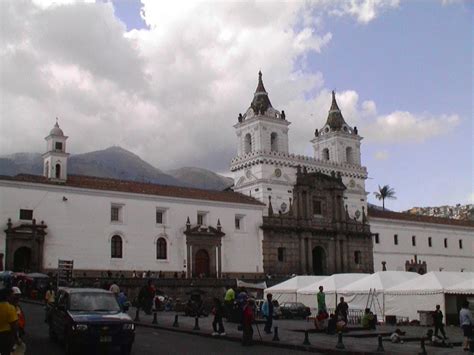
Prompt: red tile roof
<box><xmin>0</xmin><ymin>174</ymin><xmax>265</xmax><ymax>207</ymax></box>
<box><xmin>368</xmin><ymin>207</ymin><xmax>474</xmax><ymax>228</ymax></box>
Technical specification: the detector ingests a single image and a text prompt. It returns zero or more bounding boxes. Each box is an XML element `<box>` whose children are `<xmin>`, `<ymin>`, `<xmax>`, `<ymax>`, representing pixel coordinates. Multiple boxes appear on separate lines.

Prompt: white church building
<box><xmin>0</xmin><ymin>73</ymin><xmax>472</xmax><ymax>276</ymax></box>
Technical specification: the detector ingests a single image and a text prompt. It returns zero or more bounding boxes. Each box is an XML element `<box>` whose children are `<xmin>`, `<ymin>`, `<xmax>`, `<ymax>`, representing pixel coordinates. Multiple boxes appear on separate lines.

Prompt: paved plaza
<box><xmin>130</xmin><ymin>307</ymin><xmax>468</xmax><ymax>354</ymax></box>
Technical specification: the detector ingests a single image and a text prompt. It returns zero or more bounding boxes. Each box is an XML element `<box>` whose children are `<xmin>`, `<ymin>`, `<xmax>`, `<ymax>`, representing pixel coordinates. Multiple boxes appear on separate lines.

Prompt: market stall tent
<box><xmin>337</xmin><ymin>271</ymin><xmax>419</xmax><ymax>317</ymax></box>
<box><xmin>384</xmin><ymin>271</ymin><xmax>474</xmax><ymax>323</ymax></box>
<box><xmin>264</xmin><ymin>275</ymin><xmax>328</xmax><ymax>303</ymax></box>
<box><xmin>297</xmin><ymin>273</ymin><xmax>368</xmax><ymax>310</ymax></box>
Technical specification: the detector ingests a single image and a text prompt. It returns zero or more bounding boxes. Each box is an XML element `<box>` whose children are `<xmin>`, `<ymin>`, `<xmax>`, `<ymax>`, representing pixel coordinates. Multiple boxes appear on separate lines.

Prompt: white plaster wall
<box><xmin>370</xmin><ymin>218</ymin><xmax>474</xmax><ymax>272</ymax></box>
<box><xmin>0</xmin><ymin>181</ymin><xmax>264</xmax><ymax>274</ymax></box>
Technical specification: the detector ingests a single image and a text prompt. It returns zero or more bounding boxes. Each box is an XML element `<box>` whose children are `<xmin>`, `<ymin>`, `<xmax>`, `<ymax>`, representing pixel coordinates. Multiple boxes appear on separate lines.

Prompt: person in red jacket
<box><xmin>242</xmin><ymin>298</ymin><xmax>254</xmax><ymax>346</ymax></box>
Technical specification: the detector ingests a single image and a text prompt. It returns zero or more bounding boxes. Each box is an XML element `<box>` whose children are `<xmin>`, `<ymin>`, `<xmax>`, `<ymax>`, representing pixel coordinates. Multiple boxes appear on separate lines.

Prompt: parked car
<box><xmin>280</xmin><ymin>302</ymin><xmax>311</xmax><ymax>319</ymax></box>
<box><xmin>48</xmin><ymin>288</ymin><xmax>135</xmax><ymax>355</ymax></box>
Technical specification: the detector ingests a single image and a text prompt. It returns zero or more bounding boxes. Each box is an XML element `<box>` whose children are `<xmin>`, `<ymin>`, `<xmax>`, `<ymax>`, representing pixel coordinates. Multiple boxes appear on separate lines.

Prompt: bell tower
<box><xmin>311</xmin><ymin>91</ymin><xmax>367</xmax><ymax>218</ymax></box>
<box><xmin>42</xmin><ymin>119</ymin><xmax>69</xmax><ymax>181</ymax></box>
<box><xmin>231</xmin><ymin>72</ymin><xmax>293</xmax><ymax>211</ymax></box>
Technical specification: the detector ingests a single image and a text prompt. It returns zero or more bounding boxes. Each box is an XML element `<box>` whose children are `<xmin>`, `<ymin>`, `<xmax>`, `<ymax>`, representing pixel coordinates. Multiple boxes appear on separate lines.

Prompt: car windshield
<box><xmin>69</xmin><ymin>292</ymin><xmax>120</xmax><ymax>312</ymax></box>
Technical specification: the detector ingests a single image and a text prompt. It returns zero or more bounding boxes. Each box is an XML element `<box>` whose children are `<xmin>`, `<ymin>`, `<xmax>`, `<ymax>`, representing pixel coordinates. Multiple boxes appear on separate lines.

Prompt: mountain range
<box><xmin>0</xmin><ymin>146</ymin><xmax>233</xmax><ymax>191</ymax></box>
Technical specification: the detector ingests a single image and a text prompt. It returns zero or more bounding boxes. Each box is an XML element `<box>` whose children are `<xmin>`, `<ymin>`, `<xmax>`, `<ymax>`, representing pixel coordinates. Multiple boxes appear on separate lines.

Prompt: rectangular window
<box><xmin>354</xmin><ymin>251</ymin><xmax>361</xmax><ymax>265</ymax></box>
<box><xmin>277</xmin><ymin>247</ymin><xmax>285</xmax><ymax>262</ymax></box>
<box><xmin>313</xmin><ymin>200</ymin><xmax>322</xmax><ymax>215</ymax></box>
<box><xmin>111</xmin><ymin>205</ymin><xmax>122</xmax><ymax>222</ymax></box>
<box><xmin>374</xmin><ymin>233</ymin><xmax>379</xmax><ymax>244</ymax></box>
<box><xmin>156</xmin><ymin>209</ymin><xmax>166</xmax><ymax>224</ymax></box>
<box><xmin>55</xmin><ymin>142</ymin><xmax>63</xmax><ymax>150</ymax></box>
<box><xmin>412</xmin><ymin>235</ymin><xmax>416</xmax><ymax>246</ymax></box>
<box><xmin>19</xmin><ymin>209</ymin><xmax>33</xmax><ymax>220</ymax></box>
<box><xmin>197</xmin><ymin>212</ymin><xmax>206</xmax><ymax>226</ymax></box>
<box><xmin>428</xmin><ymin>237</ymin><xmax>432</xmax><ymax>247</ymax></box>
<box><xmin>444</xmin><ymin>238</ymin><xmax>448</xmax><ymax>248</ymax></box>
<box><xmin>459</xmin><ymin>239</ymin><xmax>463</xmax><ymax>249</ymax></box>
<box><xmin>394</xmin><ymin>234</ymin><xmax>398</xmax><ymax>245</ymax></box>
<box><xmin>235</xmin><ymin>216</ymin><xmax>243</xmax><ymax>230</ymax></box>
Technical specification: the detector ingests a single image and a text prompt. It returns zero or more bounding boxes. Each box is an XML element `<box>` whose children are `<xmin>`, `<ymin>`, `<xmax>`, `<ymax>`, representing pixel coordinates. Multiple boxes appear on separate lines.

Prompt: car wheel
<box><xmin>121</xmin><ymin>344</ymin><xmax>133</xmax><ymax>355</ymax></box>
<box><xmin>48</xmin><ymin>324</ymin><xmax>57</xmax><ymax>342</ymax></box>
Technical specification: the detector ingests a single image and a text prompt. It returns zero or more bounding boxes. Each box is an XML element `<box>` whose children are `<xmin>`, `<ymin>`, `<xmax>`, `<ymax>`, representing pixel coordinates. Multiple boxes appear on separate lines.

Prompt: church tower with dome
<box><xmin>42</xmin><ymin>120</ymin><xmax>69</xmax><ymax>181</ymax></box>
<box><xmin>231</xmin><ymin>73</ymin><xmax>368</xmax><ymax>220</ymax></box>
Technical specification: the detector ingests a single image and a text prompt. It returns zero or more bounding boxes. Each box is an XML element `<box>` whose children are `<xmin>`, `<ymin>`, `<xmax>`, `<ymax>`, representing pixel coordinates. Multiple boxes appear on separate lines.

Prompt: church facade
<box><xmin>0</xmin><ymin>73</ymin><xmax>473</xmax><ymax>276</ymax></box>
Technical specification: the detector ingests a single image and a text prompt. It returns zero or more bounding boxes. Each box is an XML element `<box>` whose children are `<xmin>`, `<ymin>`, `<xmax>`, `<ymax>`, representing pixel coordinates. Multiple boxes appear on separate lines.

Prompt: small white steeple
<box><xmin>42</xmin><ymin>118</ymin><xmax>69</xmax><ymax>181</ymax></box>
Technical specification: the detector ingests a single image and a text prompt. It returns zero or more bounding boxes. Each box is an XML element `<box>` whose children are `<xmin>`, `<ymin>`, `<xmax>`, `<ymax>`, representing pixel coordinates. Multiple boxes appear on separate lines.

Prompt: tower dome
<box><xmin>50</xmin><ymin>120</ymin><xmax>64</xmax><ymax>136</ymax></box>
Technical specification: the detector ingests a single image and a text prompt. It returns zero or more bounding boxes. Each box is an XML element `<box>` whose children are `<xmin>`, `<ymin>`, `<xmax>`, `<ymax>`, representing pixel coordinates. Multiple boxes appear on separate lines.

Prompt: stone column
<box><xmin>307</xmin><ymin>236</ymin><xmax>313</xmax><ymax>274</ymax></box>
<box><xmin>299</xmin><ymin>234</ymin><xmax>306</xmax><ymax>274</ymax></box>
<box><xmin>187</xmin><ymin>244</ymin><xmax>192</xmax><ymax>278</ymax></box>
<box><xmin>217</xmin><ymin>245</ymin><xmax>222</xmax><ymax>278</ymax></box>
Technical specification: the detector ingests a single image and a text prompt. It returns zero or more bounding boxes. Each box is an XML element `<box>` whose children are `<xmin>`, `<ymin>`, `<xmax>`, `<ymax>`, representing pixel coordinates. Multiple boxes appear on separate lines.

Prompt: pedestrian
<box><xmin>335</xmin><ymin>296</ymin><xmax>349</xmax><ymax>323</ymax></box>
<box><xmin>224</xmin><ymin>286</ymin><xmax>235</xmax><ymax>318</ymax></box>
<box><xmin>317</xmin><ymin>286</ymin><xmax>326</xmax><ymax>313</ymax></box>
<box><xmin>211</xmin><ymin>297</ymin><xmax>226</xmax><ymax>336</ymax></box>
<box><xmin>242</xmin><ymin>298</ymin><xmax>255</xmax><ymax>346</ymax></box>
<box><xmin>44</xmin><ymin>283</ymin><xmax>55</xmax><ymax>323</ymax></box>
<box><xmin>433</xmin><ymin>304</ymin><xmax>447</xmax><ymax>339</ymax></box>
<box><xmin>9</xmin><ymin>287</ymin><xmax>25</xmax><ymax>339</ymax></box>
<box><xmin>138</xmin><ymin>279</ymin><xmax>155</xmax><ymax>314</ymax></box>
<box><xmin>117</xmin><ymin>291</ymin><xmax>128</xmax><ymax>311</ymax></box>
<box><xmin>132</xmin><ymin>271</ymin><xmax>137</xmax><ymax>279</ymax></box>
<box><xmin>326</xmin><ymin>313</ymin><xmax>337</xmax><ymax>335</ymax></box>
<box><xmin>262</xmin><ymin>293</ymin><xmax>273</xmax><ymax>334</ymax></box>
<box><xmin>459</xmin><ymin>300</ymin><xmax>473</xmax><ymax>352</ymax></box>
<box><xmin>109</xmin><ymin>282</ymin><xmax>120</xmax><ymax>295</ymax></box>
<box><xmin>0</xmin><ymin>288</ymin><xmax>20</xmax><ymax>355</ymax></box>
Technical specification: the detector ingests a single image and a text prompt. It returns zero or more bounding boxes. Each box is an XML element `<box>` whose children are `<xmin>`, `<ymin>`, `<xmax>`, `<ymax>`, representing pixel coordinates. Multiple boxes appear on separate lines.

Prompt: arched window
<box><xmin>157</xmin><ymin>237</ymin><xmax>167</xmax><ymax>260</ymax></box>
<box><xmin>323</xmin><ymin>148</ymin><xmax>330</xmax><ymax>161</ymax></box>
<box><xmin>244</xmin><ymin>133</ymin><xmax>252</xmax><ymax>154</ymax></box>
<box><xmin>270</xmin><ymin>132</ymin><xmax>278</xmax><ymax>152</ymax></box>
<box><xmin>111</xmin><ymin>235</ymin><xmax>123</xmax><ymax>258</ymax></box>
<box><xmin>55</xmin><ymin>163</ymin><xmax>61</xmax><ymax>179</ymax></box>
<box><xmin>44</xmin><ymin>162</ymin><xmax>49</xmax><ymax>178</ymax></box>
<box><xmin>346</xmin><ymin>147</ymin><xmax>353</xmax><ymax>164</ymax></box>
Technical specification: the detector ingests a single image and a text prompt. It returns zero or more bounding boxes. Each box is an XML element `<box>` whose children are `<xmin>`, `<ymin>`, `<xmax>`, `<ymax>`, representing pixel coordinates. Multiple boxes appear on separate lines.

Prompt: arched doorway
<box><xmin>13</xmin><ymin>247</ymin><xmax>32</xmax><ymax>272</ymax></box>
<box><xmin>312</xmin><ymin>246</ymin><xmax>327</xmax><ymax>275</ymax></box>
<box><xmin>195</xmin><ymin>249</ymin><xmax>210</xmax><ymax>277</ymax></box>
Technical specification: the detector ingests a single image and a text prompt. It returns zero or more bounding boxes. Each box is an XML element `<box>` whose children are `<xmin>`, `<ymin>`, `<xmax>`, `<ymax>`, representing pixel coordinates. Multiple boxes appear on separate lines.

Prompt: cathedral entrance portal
<box><xmin>195</xmin><ymin>249</ymin><xmax>210</xmax><ymax>277</ymax></box>
<box><xmin>13</xmin><ymin>247</ymin><xmax>32</xmax><ymax>272</ymax></box>
<box><xmin>312</xmin><ymin>246</ymin><xmax>327</xmax><ymax>275</ymax></box>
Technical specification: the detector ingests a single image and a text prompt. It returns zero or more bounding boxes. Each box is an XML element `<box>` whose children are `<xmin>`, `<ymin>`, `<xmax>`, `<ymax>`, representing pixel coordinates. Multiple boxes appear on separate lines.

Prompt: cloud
<box><xmin>364</xmin><ymin>111</ymin><xmax>460</xmax><ymax>143</ymax></box>
<box><xmin>0</xmin><ymin>0</ymin><xmax>461</xmax><ymax>174</ymax></box>
<box><xmin>374</xmin><ymin>151</ymin><xmax>389</xmax><ymax>160</ymax></box>
<box><xmin>327</xmin><ymin>0</ymin><xmax>400</xmax><ymax>24</ymax></box>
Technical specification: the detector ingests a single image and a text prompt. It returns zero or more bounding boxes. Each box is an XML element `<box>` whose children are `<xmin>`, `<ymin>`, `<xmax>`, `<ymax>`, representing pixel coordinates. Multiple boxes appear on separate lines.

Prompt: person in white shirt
<box><xmin>459</xmin><ymin>301</ymin><xmax>473</xmax><ymax>352</ymax></box>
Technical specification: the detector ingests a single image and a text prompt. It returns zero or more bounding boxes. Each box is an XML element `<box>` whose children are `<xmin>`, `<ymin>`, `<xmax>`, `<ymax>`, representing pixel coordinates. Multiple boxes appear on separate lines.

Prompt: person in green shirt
<box><xmin>224</xmin><ymin>286</ymin><xmax>235</xmax><ymax>319</ymax></box>
<box><xmin>317</xmin><ymin>286</ymin><xmax>326</xmax><ymax>313</ymax></box>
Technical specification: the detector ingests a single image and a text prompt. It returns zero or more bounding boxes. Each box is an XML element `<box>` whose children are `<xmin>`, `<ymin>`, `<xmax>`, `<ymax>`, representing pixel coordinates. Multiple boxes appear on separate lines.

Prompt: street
<box><xmin>21</xmin><ymin>302</ymin><xmax>313</xmax><ymax>354</ymax></box>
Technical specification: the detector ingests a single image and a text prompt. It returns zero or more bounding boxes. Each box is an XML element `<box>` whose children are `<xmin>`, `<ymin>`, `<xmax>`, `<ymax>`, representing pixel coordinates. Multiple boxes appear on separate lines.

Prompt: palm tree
<box><xmin>374</xmin><ymin>185</ymin><xmax>396</xmax><ymax>210</ymax></box>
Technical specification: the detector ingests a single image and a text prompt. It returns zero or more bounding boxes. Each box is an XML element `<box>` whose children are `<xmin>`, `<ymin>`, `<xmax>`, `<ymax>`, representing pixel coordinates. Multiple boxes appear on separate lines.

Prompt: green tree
<box><xmin>374</xmin><ymin>185</ymin><xmax>396</xmax><ymax>210</ymax></box>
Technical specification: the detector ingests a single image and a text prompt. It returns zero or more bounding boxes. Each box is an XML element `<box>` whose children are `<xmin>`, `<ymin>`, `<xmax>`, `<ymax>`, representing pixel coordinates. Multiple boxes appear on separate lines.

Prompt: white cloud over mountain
<box><xmin>0</xmin><ymin>0</ymin><xmax>459</xmax><ymax>172</ymax></box>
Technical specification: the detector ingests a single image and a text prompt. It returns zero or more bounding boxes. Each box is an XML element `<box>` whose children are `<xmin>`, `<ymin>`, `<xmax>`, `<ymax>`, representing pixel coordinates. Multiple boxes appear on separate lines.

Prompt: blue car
<box><xmin>48</xmin><ymin>288</ymin><xmax>135</xmax><ymax>355</ymax></box>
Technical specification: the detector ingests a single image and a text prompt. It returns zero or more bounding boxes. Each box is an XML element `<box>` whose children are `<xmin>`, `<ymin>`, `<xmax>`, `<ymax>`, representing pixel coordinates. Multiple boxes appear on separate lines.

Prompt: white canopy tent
<box><xmin>264</xmin><ymin>276</ymin><xmax>328</xmax><ymax>303</ymax></box>
<box><xmin>445</xmin><ymin>278</ymin><xmax>474</xmax><ymax>295</ymax></box>
<box><xmin>297</xmin><ymin>273</ymin><xmax>369</xmax><ymax>310</ymax></box>
<box><xmin>337</xmin><ymin>271</ymin><xmax>419</xmax><ymax>318</ymax></box>
<box><xmin>384</xmin><ymin>272</ymin><xmax>474</xmax><ymax>322</ymax></box>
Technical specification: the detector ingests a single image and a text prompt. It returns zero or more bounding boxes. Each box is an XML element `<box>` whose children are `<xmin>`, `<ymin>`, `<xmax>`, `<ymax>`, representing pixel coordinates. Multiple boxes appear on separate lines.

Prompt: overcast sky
<box><xmin>0</xmin><ymin>0</ymin><xmax>472</xmax><ymax>211</ymax></box>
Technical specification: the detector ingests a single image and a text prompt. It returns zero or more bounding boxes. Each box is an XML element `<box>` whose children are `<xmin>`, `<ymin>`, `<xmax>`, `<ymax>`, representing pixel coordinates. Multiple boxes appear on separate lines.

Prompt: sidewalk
<box><xmin>129</xmin><ymin>308</ymin><xmax>467</xmax><ymax>355</ymax></box>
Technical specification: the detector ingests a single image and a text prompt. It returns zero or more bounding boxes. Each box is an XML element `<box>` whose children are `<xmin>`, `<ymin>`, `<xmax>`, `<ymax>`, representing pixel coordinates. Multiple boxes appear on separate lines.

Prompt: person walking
<box><xmin>211</xmin><ymin>298</ymin><xmax>226</xmax><ymax>336</ymax></box>
<box><xmin>242</xmin><ymin>298</ymin><xmax>255</xmax><ymax>346</ymax></box>
<box><xmin>224</xmin><ymin>286</ymin><xmax>235</xmax><ymax>318</ymax></box>
<box><xmin>317</xmin><ymin>286</ymin><xmax>326</xmax><ymax>313</ymax></box>
<box><xmin>459</xmin><ymin>300</ymin><xmax>473</xmax><ymax>352</ymax></box>
<box><xmin>335</xmin><ymin>297</ymin><xmax>349</xmax><ymax>323</ymax></box>
<box><xmin>0</xmin><ymin>288</ymin><xmax>20</xmax><ymax>355</ymax></box>
<box><xmin>433</xmin><ymin>304</ymin><xmax>447</xmax><ymax>339</ymax></box>
<box><xmin>262</xmin><ymin>293</ymin><xmax>274</xmax><ymax>334</ymax></box>
<box><xmin>138</xmin><ymin>279</ymin><xmax>155</xmax><ymax>314</ymax></box>
<box><xmin>44</xmin><ymin>283</ymin><xmax>55</xmax><ymax>323</ymax></box>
